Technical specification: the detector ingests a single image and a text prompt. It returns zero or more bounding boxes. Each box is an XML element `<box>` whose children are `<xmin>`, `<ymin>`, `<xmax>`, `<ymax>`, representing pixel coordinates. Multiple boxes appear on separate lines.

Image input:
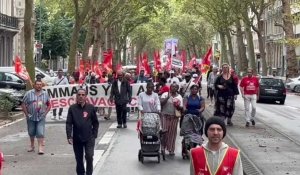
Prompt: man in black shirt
<box><xmin>66</xmin><ymin>88</ymin><xmax>99</xmax><ymax>175</ymax></box>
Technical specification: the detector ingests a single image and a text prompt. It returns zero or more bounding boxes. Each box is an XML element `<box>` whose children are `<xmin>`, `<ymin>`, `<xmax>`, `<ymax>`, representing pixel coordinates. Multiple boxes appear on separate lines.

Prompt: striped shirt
<box><xmin>22</xmin><ymin>89</ymin><xmax>50</xmax><ymax>121</ymax></box>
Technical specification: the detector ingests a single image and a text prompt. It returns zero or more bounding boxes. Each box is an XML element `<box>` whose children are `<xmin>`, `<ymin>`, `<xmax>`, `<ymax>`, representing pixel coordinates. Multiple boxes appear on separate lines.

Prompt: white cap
<box><xmin>192</xmin><ymin>74</ymin><xmax>198</xmax><ymax>78</ymax></box>
<box><xmin>170</xmin><ymin>70</ymin><xmax>175</xmax><ymax>74</ymax></box>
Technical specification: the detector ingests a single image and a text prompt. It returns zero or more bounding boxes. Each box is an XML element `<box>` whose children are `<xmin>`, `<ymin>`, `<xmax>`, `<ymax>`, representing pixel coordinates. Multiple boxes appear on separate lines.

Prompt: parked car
<box><xmin>257</xmin><ymin>76</ymin><xmax>286</xmax><ymax>104</ymax></box>
<box><xmin>0</xmin><ymin>67</ymin><xmax>55</xmax><ymax>85</ymax></box>
<box><xmin>286</xmin><ymin>76</ymin><xmax>300</xmax><ymax>93</ymax></box>
<box><xmin>0</xmin><ymin>72</ymin><xmax>26</xmax><ymax>90</ymax></box>
<box><xmin>0</xmin><ymin>88</ymin><xmax>25</xmax><ymax>110</ymax></box>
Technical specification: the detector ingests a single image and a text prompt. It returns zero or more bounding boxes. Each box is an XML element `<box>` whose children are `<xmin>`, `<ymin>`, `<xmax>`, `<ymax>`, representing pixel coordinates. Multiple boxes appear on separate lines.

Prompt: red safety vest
<box><xmin>191</xmin><ymin>146</ymin><xmax>239</xmax><ymax>175</ymax></box>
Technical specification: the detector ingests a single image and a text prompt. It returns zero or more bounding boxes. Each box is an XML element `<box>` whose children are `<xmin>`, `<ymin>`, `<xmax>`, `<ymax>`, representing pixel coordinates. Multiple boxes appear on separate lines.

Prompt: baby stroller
<box><xmin>180</xmin><ymin>114</ymin><xmax>204</xmax><ymax>159</ymax></box>
<box><xmin>137</xmin><ymin>113</ymin><xmax>165</xmax><ymax>163</ymax></box>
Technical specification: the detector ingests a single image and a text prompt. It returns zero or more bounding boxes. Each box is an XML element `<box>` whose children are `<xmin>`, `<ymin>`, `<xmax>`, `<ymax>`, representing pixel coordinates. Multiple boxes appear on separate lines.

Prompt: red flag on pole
<box><xmin>181</xmin><ymin>50</ymin><xmax>187</xmax><ymax>72</ymax></box>
<box><xmin>103</xmin><ymin>50</ymin><xmax>113</xmax><ymax>73</ymax></box>
<box><xmin>165</xmin><ymin>53</ymin><xmax>172</xmax><ymax>71</ymax></box>
<box><xmin>154</xmin><ymin>51</ymin><xmax>161</xmax><ymax>72</ymax></box>
<box><xmin>202</xmin><ymin>46</ymin><xmax>212</xmax><ymax>66</ymax></box>
<box><xmin>142</xmin><ymin>52</ymin><xmax>151</xmax><ymax>75</ymax></box>
<box><xmin>188</xmin><ymin>55</ymin><xmax>197</xmax><ymax>69</ymax></box>
<box><xmin>14</xmin><ymin>56</ymin><xmax>29</xmax><ymax>80</ymax></box>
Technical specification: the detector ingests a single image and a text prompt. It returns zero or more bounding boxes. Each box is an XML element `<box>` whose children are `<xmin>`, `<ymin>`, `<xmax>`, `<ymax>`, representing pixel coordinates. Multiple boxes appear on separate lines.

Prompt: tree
<box><xmin>24</xmin><ymin>0</ymin><xmax>35</xmax><ymax>87</ymax></box>
<box><xmin>67</xmin><ymin>0</ymin><xmax>92</xmax><ymax>75</ymax></box>
<box><xmin>275</xmin><ymin>0</ymin><xmax>299</xmax><ymax>78</ymax></box>
<box><xmin>248</xmin><ymin>0</ymin><xmax>275</xmax><ymax>75</ymax></box>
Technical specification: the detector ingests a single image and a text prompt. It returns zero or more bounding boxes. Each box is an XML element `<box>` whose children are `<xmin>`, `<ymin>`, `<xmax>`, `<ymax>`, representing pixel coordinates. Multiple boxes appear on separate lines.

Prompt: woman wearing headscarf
<box><xmin>160</xmin><ymin>83</ymin><xmax>183</xmax><ymax>156</ymax></box>
<box><xmin>214</xmin><ymin>63</ymin><xmax>239</xmax><ymax>126</ymax></box>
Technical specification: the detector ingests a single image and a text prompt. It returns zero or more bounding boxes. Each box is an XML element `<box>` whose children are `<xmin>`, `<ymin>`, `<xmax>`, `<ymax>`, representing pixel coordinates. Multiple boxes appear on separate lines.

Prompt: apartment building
<box><xmin>0</xmin><ymin>0</ymin><xmax>18</xmax><ymax>66</ymax></box>
<box><xmin>0</xmin><ymin>0</ymin><xmax>25</xmax><ymax>66</ymax></box>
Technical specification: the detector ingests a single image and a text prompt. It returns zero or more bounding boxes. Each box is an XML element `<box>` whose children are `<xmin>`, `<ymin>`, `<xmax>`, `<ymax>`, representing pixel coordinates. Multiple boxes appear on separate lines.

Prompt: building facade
<box><xmin>0</xmin><ymin>0</ymin><xmax>19</xmax><ymax>66</ymax></box>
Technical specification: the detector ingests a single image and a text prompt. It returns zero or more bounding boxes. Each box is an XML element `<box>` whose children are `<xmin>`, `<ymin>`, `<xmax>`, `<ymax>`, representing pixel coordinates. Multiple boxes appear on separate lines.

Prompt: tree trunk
<box><xmin>187</xmin><ymin>47</ymin><xmax>192</xmax><ymax>60</ymax></box>
<box><xmin>67</xmin><ymin>0</ymin><xmax>92</xmax><ymax>75</ymax></box>
<box><xmin>245</xmin><ymin>23</ymin><xmax>257</xmax><ymax>73</ymax></box>
<box><xmin>220</xmin><ymin>31</ymin><xmax>228</xmax><ymax>64</ymax></box>
<box><xmin>122</xmin><ymin>43</ymin><xmax>127</xmax><ymax>65</ymax></box>
<box><xmin>192</xmin><ymin>45</ymin><xmax>197</xmax><ymax>58</ymax></box>
<box><xmin>235</xmin><ymin>19</ymin><xmax>248</xmax><ymax>75</ymax></box>
<box><xmin>225</xmin><ymin>29</ymin><xmax>235</xmax><ymax>69</ymax></box>
<box><xmin>82</xmin><ymin>17</ymin><xmax>95</xmax><ymax>60</ymax></box>
<box><xmin>68</xmin><ymin>22</ymin><xmax>81</xmax><ymax>74</ymax></box>
<box><xmin>91</xmin><ymin>16</ymin><xmax>103</xmax><ymax>62</ymax></box>
<box><xmin>257</xmin><ymin>20</ymin><xmax>267</xmax><ymax>76</ymax></box>
<box><xmin>281</xmin><ymin>0</ymin><xmax>298</xmax><ymax>78</ymax></box>
<box><xmin>24</xmin><ymin>0</ymin><xmax>35</xmax><ymax>88</ymax></box>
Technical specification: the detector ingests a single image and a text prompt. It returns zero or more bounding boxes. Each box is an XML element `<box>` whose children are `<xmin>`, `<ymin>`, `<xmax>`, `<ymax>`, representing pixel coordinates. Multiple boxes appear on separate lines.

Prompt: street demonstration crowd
<box><xmin>20</xmin><ymin>63</ymin><xmax>261</xmax><ymax>175</ymax></box>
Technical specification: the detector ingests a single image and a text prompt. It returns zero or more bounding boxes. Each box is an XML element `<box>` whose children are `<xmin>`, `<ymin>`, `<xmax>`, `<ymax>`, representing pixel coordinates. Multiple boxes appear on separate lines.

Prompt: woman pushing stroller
<box><xmin>180</xmin><ymin>84</ymin><xmax>205</xmax><ymax>159</ymax></box>
<box><xmin>137</xmin><ymin>82</ymin><xmax>163</xmax><ymax>163</ymax></box>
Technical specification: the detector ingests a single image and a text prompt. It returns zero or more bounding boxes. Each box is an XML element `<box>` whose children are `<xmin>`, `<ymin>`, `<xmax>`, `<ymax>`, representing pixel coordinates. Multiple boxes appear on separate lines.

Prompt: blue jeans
<box><xmin>27</xmin><ymin>117</ymin><xmax>45</xmax><ymax>138</ymax></box>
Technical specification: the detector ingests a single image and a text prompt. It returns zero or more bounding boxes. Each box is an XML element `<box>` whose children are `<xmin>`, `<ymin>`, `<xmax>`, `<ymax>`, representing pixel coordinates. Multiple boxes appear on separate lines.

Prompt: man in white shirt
<box><xmin>52</xmin><ymin>69</ymin><xmax>69</xmax><ymax>120</ymax></box>
<box><xmin>167</xmin><ymin>70</ymin><xmax>180</xmax><ymax>86</ymax></box>
<box><xmin>180</xmin><ymin>73</ymin><xmax>195</xmax><ymax>98</ymax></box>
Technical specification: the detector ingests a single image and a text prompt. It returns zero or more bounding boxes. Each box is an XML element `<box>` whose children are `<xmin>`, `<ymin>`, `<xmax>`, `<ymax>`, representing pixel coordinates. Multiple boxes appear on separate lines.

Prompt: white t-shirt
<box><xmin>167</xmin><ymin>77</ymin><xmax>180</xmax><ymax>86</ymax></box>
<box><xmin>53</xmin><ymin>76</ymin><xmax>69</xmax><ymax>85</ymax></box>
<box><xmin>180</xmin><ymin>79</ymin><xmax>196</xmax><ymax>97</ymax></box>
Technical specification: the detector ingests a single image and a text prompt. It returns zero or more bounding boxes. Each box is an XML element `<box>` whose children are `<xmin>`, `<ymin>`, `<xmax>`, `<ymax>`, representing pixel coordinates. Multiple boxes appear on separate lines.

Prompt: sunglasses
<box><xmin>78</xmin><ymin>94</ymin><xmax>86</xmax><ymax>96</ymax></box>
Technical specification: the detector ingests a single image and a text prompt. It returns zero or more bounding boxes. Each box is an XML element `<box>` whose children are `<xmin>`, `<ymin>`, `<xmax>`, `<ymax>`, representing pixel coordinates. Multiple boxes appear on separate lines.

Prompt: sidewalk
<box><xmin>201</xmin><ymin>84</ymin><xmax>300</xmax><ymax>175</ymax></box>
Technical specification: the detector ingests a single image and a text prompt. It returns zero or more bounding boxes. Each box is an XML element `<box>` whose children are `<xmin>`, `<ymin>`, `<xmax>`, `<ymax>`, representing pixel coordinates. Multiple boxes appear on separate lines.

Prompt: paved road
<box><xmin>94</xmin><ymin>122</ymin><xmax>190</xmax><ymax>175</ymax></box>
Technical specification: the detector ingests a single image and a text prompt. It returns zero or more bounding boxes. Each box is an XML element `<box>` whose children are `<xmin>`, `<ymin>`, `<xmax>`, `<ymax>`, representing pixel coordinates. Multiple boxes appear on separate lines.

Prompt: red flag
<box><xmin>92</xmin><ymin>60</ymin><xmax>102</xmax><ymax>77</ymax></box>
<box><xmin>181</xmin><ymin>50</ymin><xmax>187</xmax><ymax>72</ymax></box>
<box><xmin>154</xmin><ymin>51</ymin><xmax>161</xmax><ymax>72</ymax></box>
<box><xmin>14</xmin><ymin>56</ymin><xmax>29</xmax><ymax>80</ymax></box>
<box><xmin>103</xmin><ymin>50</ymin><xmax>113</xmax><ymax>73</ymax></box>
<box><xmin>165</xmin><ymin>54</ymin><xmax>172</xmax><ymax>71</ymax></box>
<box><xmin>142</xmin><ymin>52</ymin><xmax>151</xmax><ymax>75</ymax></box>
<box><xmin>202</xmin><ymin>46</ymin><xmax>212</xmax><ymax>66</ymax></box>
<box><xmin>188</xmin><ymin>55</ymin><xmax>197</xmax><ymax>69</ymax></box>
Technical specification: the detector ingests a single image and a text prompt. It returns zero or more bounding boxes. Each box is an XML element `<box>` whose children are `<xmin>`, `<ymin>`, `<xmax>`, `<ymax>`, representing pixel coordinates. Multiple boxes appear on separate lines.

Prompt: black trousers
<box><xmin>53</xmin><ymin>108</ymin><xmax>63</xmax><ymax>116</ymax></box>
<box><xmin>73</xmin><ymin>138</ymin><xmax>95</xmax><ymax>175</ymax></box>
<box><xmin>116</xmin><ymin>103</ymin><xmax>127</xmax><ymax>125</ymax></box>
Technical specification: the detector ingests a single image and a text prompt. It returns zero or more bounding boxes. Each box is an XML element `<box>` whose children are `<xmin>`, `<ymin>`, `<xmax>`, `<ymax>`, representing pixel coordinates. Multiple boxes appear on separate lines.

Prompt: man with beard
<box><xmin>239</xmin><ymin>68</ymin><xmax>259</xmax><ymax>127</ymax></box>
<box><xmin>110</xmin><ymin>71</ymin><xmax>132</xmax><ymax>128</ymax></box>
<box><xmin>190</xmin><ymin>117</ymin><xmax>243</xmax><ymax>175</ymax></box>
<box><xmin>21</xmin><ymin>80</ymin><xmax>51</xmax><ymax>155</ymax></box>
<box><xmin>66</xmin><ymin>88</ymin><xmax>99</xmax><ymax>175</ymax></box>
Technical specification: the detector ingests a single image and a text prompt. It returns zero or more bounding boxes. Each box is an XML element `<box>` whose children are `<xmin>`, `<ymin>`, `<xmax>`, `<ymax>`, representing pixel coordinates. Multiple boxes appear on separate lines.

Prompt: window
<box><xmin>4</xmin><ymin>73</ymin><xmax>21</xmax><ymax>82</ymax></box>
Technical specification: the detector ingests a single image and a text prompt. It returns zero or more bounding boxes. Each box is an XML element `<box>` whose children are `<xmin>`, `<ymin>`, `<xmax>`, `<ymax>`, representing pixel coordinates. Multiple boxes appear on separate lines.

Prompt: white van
<box><xmin>0</xmin><ymin>67</ymin><xmax>55</xmax><ymax>85</ymax></box>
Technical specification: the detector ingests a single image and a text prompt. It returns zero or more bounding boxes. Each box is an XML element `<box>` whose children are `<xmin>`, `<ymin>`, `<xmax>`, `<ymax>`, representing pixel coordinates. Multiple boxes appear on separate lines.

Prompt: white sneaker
<box><xmin>51</xmin><ymin>116</ymin><xmax>56</xmax><ymax>120</ymax></box>
<box><xmin>59</xmin><ymin>116</ymin><xmax>63</xmax><ymax>120</ymax></box>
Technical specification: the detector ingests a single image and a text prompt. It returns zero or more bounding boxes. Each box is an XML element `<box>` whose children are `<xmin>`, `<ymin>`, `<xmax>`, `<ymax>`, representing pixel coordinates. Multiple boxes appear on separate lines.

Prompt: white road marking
<box><xmin>98</xmin><ymin>131</ymin><xmax>115</xmax><ymax>145</ymax></box>
<box><xmin>93</xmin><ymin>150</ymin><xmax>105</xmax><ymax>168</ymax></box>
<box><xmin>109</xmin><ymin>123</ymin><xmax>117</xmax><ymax>129</ymax></box>
<box><xmin>285</xmin><ymin>106</ymin><xmax>298</xmax><ymax>110</ymax></box>
<box><xmin>0</xmin><ymin>118</ymin><xmax>24</xmax><ymax>129</ymax></box>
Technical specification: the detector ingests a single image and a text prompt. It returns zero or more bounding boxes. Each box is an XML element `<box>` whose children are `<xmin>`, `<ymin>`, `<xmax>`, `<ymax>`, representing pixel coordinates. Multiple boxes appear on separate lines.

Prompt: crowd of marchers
<box><xmin>20</xmin><ymin>63</ymin><xmax>261</xmax><ymax>175</ymax></box>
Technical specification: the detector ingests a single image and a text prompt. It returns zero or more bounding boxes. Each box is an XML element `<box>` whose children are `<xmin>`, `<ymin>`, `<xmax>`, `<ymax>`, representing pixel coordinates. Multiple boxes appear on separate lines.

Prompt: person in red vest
<box><xmin>190</xmin><ymin>117</ymin><xmax>243</xmax><ymax>175</ymax></box>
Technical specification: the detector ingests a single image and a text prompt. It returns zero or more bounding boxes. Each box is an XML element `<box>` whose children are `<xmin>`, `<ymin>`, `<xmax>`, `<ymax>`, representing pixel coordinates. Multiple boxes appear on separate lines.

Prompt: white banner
<box><xmin>172</xmin><ymin>58</ymin><xmax>183</xmax><ymax>69</ymax></box>
<box><xmin>44</xmin><ymin>83</ymin><xmax>147</xmax><ymax>109</ymax></box>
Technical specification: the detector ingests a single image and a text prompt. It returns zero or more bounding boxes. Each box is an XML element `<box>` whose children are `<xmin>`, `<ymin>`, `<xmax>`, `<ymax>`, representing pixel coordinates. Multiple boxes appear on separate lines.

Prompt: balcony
<box><xmin>0</xmin><ymin>13</ymin><xmax>18</xmax><ymax>30</ymax></box>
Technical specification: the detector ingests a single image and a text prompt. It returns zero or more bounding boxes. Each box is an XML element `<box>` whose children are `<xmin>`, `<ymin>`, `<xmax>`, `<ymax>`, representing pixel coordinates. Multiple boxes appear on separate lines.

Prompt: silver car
<box><xmin>286</xmin><ymin>76</ymin><xmax>300</xmax><ymax>93</ymax></box>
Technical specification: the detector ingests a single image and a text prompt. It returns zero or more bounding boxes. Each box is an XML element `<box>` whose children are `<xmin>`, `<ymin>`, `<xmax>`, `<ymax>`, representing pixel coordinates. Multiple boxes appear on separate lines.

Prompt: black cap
<box><xmin>204</xmin><ymin>117</ymin><xmax>226</xmax><ymax>138</ymax></box>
